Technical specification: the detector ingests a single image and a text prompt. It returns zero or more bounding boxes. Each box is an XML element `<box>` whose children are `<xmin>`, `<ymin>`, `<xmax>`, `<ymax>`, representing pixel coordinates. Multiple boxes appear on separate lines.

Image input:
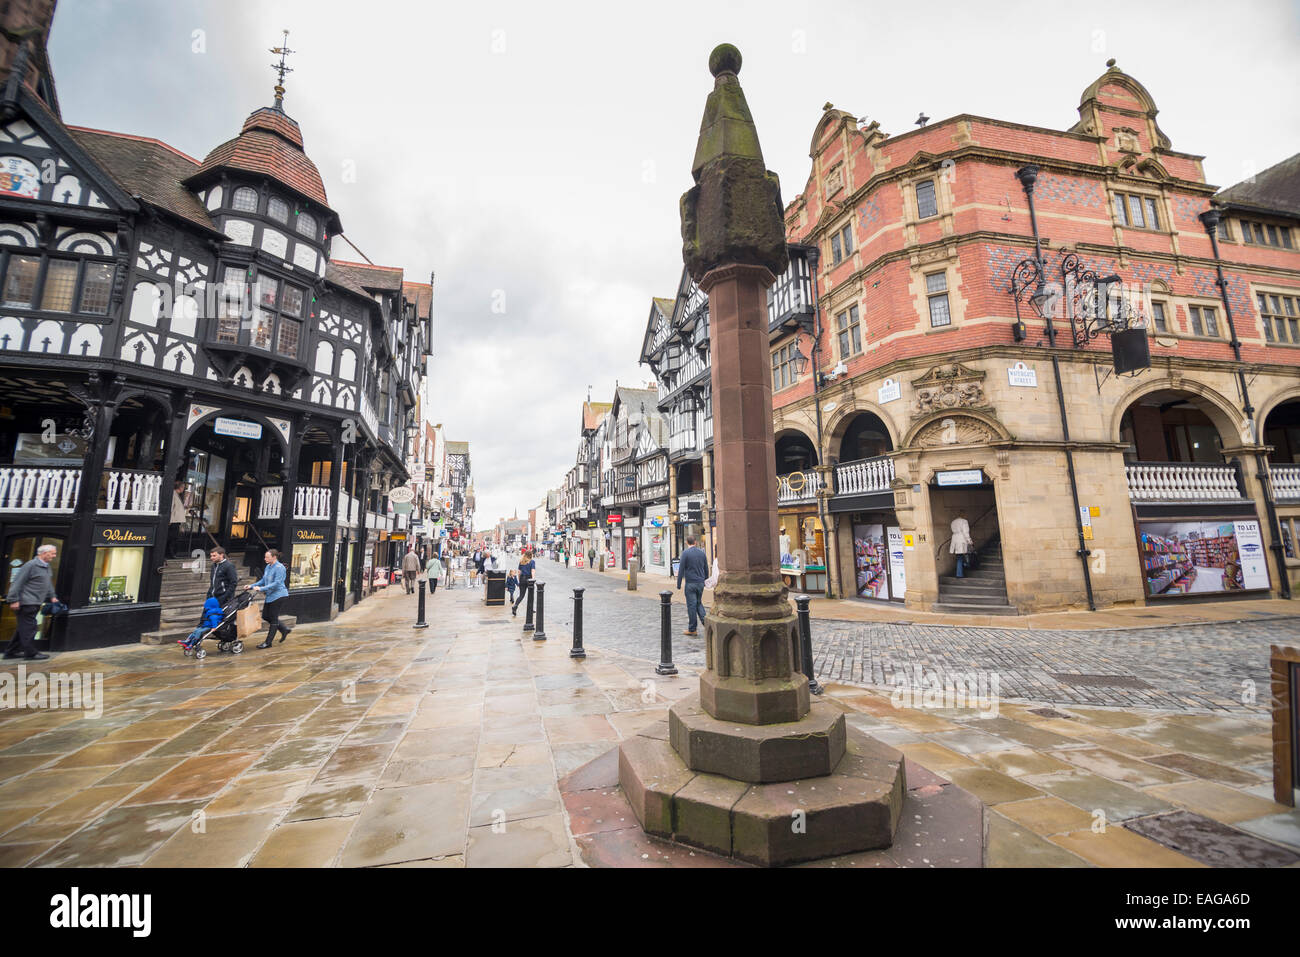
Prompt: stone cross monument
<box><xmin>618</xmin><ymin>45</ymin><xmax>905</xmax><ymax>866</ymax></box>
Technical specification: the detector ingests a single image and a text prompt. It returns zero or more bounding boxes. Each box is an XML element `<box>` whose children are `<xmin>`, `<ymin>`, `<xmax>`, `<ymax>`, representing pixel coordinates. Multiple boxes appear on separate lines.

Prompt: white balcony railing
<box><xmin>101</xmin><ymin>469</ymin><xmax>164</xmax><ymax>515</ymax></box>
<box><xmin>669</xmin><ymin>428</ymin><xmax>697</xmax><ymax>455</ymax></box>
<box><xmin>834</xmin><ymin>456</ymin><xmax>895</xmax><ymax>496</ymax></box>
<box><xmin>1271</xmin><ymin>464</ymin><xmax>1300</xmax><ymax>501</ymax></box>
<box><xmin>0</xmin><ymin>466</ymin><xmax>165</xmax><ymax>516</ymax></box>
<box><xmin>337</xmin><ymin>490</ymin><xmax>361</xmax><ymax>526</ymax></box>
<box><xmin>777</xmin><ymin>470</ymin><xmax>823</xmax><ymax>504</ymax></box>
<box><xmin>259</xmin><ymin>485</ymin><xmax>283</xmax><ymax>520</ymax></box>
<box><xmin>1125</xmin><ymin>462</ymin><xmax>1244</xmax><ymax>502</ymax></box>
<box><xmin>294</xmin><ymin>485</ymin><xmax>332</xmax><ymax>521</ymax></box>
<box><xmin>0</xmin><ymin>466</ymin><xmax>80</xmax><ymax>513</ymax></box>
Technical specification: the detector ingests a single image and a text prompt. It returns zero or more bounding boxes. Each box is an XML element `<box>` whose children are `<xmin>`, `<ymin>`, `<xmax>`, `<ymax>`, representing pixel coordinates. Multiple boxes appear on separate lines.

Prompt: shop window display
<box><xmin>1138</xmin><ymin>520</ymin><xmax>1269</xmax><ymax>596</ymax></box>
<box><xmin>290</xmin><ymin>543</ymin><xmax>322</xmax><ymax>588</ymax></box>
<box><xmin>90</xmin><ymin>546</ymin><xmax>143</xmax><ymax>604</ymax></box>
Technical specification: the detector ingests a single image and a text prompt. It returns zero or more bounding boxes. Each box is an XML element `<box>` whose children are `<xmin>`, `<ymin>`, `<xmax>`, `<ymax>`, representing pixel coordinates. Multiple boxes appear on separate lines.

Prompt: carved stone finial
<box><xmin>1106</xmin><ymin>58</ymin><xmax>1117</xmax><ymax>68</ymax></box>
<box><xmin>680</xmin><ymin>44</ymin><xmax>789</xmax><ymax>282</ymax></box>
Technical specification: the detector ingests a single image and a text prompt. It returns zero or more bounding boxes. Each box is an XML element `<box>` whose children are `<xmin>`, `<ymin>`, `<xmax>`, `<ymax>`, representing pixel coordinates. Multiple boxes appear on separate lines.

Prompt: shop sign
<box><xmin>388</xmin><ymin>486</ymin><xmax>415</xmax><ymax>504</ymax></box>
<box><xmin>935</xmin><ymin>469</ymin><xmax>985</xmax><ymax>487</ymax></box>
<box><xmin>649</xmin><ymin>516</ymin><xmax>664</xmax><ymax>528</ymax></box>
<box><xmin>213</xmin><ymin>416</ymin><xmax>263</xmax><ymax>440</ymax></box>
<box><xmin>393</xmin><ymin>502</ymin><xmax>413</xmax><ymax>515</ymax></box>
<box><xmin>1234</xmin><ymin>521</ymin><xmax>1270</xmax><ymax>590</ymax></box>
<box><xmin>93</xmin><ymin>523</ymin><xmax>155</xmax><ymax>546</ymax></box>
<box><xmin>1007</xmin><ymin>362</ymin><xmax>1038</xmax><ymax>388</ymax></box>
<box><xmin>391</xmin><ymin>533</ymin><xmax>407</xmax><ymax>542</ymax></box>
<box><xmin>887</xmin><ymin>527</ymin><xmax>907</xmax><ymax>597</ymax></box>
<box><xmin>607</xmin><ymin>513</ymin><xmax>623</xmax><ymax>525</ymax></box>
<box><xmin>294</xmin><ymin>528</ymin><xmax>328</xmax><ymax>544</ymax></box>
<box><xmin>878</xmin><ymin>378</ymin><xmax>901</xmax><ymax>404</ymax></box>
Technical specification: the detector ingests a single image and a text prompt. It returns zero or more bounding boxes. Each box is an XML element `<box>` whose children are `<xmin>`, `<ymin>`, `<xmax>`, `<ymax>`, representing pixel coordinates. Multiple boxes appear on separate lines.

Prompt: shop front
<box><xmin>643</xmin><ymin>507</ymin><xmax>670</xmax><ymax>575</ymax></box>
<box><xmin>284</xmin><ymin>524</ymin><xmax>333</xmax><ymax>623</ymax></box>
<box><xmin>831</xmin><ymin>482</ymin><xmax>905</xmax><ymax>603</ymax></box>
<box><xmin>1135</xmin><ymin>512</ymin><xmax>1270</xmax><ymax>599</ymax></box>
<box><xmin>778</xmin><ymin>506</ymin><xmax>827</xmax><ymax>594</ymax></box>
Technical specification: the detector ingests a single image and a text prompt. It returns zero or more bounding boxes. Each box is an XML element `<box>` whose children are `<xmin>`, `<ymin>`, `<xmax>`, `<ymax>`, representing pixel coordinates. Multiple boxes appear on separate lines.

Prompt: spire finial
<box><xmin>270</xmin><ymin>29</ymin><xmax>295</xmax><ymax>110</ymax></box>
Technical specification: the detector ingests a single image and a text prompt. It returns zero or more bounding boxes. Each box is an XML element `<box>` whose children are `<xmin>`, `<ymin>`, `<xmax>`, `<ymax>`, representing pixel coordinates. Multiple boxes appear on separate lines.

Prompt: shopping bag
<box><xmin>236</xmin><ymin>603</ymin><xmax>262</xmax><ymax>638</ymax></box>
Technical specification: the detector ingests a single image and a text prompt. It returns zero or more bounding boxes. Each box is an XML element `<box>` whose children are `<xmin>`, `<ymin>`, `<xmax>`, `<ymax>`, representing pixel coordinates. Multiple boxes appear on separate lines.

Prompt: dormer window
<box><xmin>232</xmin><ymin>187</ymin><xmax>258</xmax><ymax>212</ymax></box>
<box><xmin>296</xmin><ymin>211</ymin><xmax>318</xmax><ymax>238</ymax></box>
<box><xmin>267</xmin><ymin>197</ymin><xmax>289</xmax><ymax>223</ymax></box>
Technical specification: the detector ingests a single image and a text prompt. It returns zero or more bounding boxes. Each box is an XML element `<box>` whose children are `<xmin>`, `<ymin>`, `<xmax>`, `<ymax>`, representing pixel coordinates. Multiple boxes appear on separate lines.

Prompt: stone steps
<box><xmin>934</xmin><ymin>538</ymin><xmax>1014</xmax><ymax>615</ymax></box>
<box><xmin>930</xmin><ymin>601</ymin><xmax>1019</xmax><ymax>616</ymax></box>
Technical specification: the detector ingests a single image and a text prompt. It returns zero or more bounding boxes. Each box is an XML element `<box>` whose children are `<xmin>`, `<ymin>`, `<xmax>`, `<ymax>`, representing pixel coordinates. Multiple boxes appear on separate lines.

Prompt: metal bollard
<box><xmin>655</xmin><ymin>590</ymin><xmax>677</xmax><ymax>676</ymax></box>
<box><xmin>413</xmin><ymin>580</ymin><xmax>429</xmax><ymax>629</ymax></box>
<box><xmin>793</xmin><ymin>595</ymin><xmax>823</xmax><ymax>695</ymax></box>
<box><xmin>569</xmin><ymin>587</ymin><xmax>586</xmax><ymax>659</ymax></box>
<box><xmin>522</xmin><ymin>580</ymin><xmax>535</xmax><ymax>633</ymax></box>
<box><xmin>533</xmin><ymin>581</ymin><xmax>547</xmax><ymax>641</ymax></box>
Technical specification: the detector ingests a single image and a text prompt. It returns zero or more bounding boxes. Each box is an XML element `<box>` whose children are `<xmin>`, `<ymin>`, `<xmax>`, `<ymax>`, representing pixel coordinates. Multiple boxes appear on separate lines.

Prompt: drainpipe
<box><xmin>805</xmin><ymin>246</ymin><xmax>837</xmax><ymax>598</ymax></box>
<box><xmin>1017</xmin><ymin>165</ymin><xmax>1096</xmax><ymax>610</ymax></box>
<box><xmin>1200</xmin><ymin>207</ymin><xmax>1290</xmax><ymax>599</ymax></box>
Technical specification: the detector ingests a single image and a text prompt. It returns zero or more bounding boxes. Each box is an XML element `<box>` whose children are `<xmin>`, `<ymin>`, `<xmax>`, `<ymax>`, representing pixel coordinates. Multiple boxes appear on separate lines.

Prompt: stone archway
<box><xmin>1109</xmin><ymin>377</ymin><xmax>1245</xmax><ymax>452</ymax></box>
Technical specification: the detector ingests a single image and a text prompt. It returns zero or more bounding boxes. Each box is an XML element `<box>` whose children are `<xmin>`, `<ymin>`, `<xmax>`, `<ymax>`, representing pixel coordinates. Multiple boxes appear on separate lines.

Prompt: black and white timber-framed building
<box><xmin>0</xmin><ymin>7</ymin><xmax>431</xmax><ymax>650</ymax></box>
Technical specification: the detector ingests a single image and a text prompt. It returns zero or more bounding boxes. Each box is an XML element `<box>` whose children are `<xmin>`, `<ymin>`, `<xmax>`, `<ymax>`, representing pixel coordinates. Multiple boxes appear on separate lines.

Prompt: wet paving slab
<box><xmin>0</xmin><ymin>575</ymin><xmax>1295</xmax><ymax>868</ymax></box>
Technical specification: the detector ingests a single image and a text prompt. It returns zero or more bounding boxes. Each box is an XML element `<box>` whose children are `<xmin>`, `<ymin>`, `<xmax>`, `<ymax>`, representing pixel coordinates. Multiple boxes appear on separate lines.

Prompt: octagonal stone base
<box><xmin>618</xmin><ymin>720</ymin><xmax>905</xmax><ymax>866</ymax></box>
<box><xmin>669</xmin><ymin>693</ymin><xmax>845</xmax><ymax>783</ymax></box>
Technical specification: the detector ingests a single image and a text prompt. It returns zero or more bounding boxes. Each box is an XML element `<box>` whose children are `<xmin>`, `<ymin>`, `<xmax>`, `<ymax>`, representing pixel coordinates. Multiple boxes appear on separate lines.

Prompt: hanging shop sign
<box><xmin>391</xmin><ymin>533</ymin><xmax>407</xmax><ymax>542</ymax></box>
<box><xmin>878</xmin><ymin>378</ymin><xmax>901</xmax><ymax>404</ymax></box>
<box><xmin>1137</xmin><ymin>519</ymin><xmax>1271</xmax><ymax>597</ymax></box>
<box><xmin>93</xmin><ymin>523</ymin><xmax>155</xmax><ymax>546</ymax></box>
<box><xmin>934</xmin><ymin>469</ymin><xmax>986</xmax><ymax>487</ymax></box>
<box><xmin>388</xmin><ymin>486</ymin><xmax>415</xmax><ymax>504</ymax></box>
<box><xmin>607</xmin><ymin>513</ymin><xmax>623</xmax><ymax>525</ymax></box>
<box><xmin>1007</xmin><ymin>362</ymin><xmax>1038</xmax><ymax>388</ymax></box>
<box><xmin>649</xmin><ymin>516</ymin><xmax>664</xmax><ymax>528</ymax></box>
<box><xmin>213</xmin><ymin>417</ymin><xmax>263</xmax><ymax>440</ymax></box>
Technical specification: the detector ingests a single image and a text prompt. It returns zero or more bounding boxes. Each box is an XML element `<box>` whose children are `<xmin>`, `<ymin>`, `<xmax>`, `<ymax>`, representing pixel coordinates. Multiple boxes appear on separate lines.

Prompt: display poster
<box><xmin>651</xmin><ymin>531</ymin><xmax>664</xmax><ymax>567</ymax></box>
<box><xmin>1232</xmin><ymin>520</ymin><xmax>1271</xmax><ymax>590</ymax></box>
<box><xmin>887</xmin><ymin>526</ymin><xmax>907</xmax><ymax>598</ymax></box>
<box><xmin>1137</xmin><ymin>519</ymin><xmax>1271</xmax><ymax>596</ymax></box>
<box><xmin>854</xmin><ymin>523</ymin><xmax>889</xmax><ymax>599</ymax></box>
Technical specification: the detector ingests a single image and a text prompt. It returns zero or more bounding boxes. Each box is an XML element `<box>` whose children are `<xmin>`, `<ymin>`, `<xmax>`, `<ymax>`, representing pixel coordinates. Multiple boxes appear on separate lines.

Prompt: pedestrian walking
<box><xmin>248</xmin><ymin>549</ymin><xmax>291</xmax><ymax>649</ymax></box>
<box><xmin>676</xmin><ymin>535</ymin><xmax>709</xmax><ymax>637</ymax></box>
<box><xmin>4</xmin><ymin>543</ymin><xmax>56</xmax><ymax>660</ymax></box>
<box><xmin>402</xmin><ymin>546</ymin><xmax>420</xmax><ymax>594</ymax></box>
<box><xmin>207</xmin><ymin>546</ymin><xmax>238</xmax><ymax>605</ymax></box>
<box><xmin>512</xmin><ymin>550</ymin><xmax>536</xmax><ymax>616</ymax></box>
<box><xmin>474</xmin><ymin>549</ymin><xmax>487</xmax><ymax>587</ymax></box>
<box><xmin>505</xmin><ymin>569</ymin><xmax>518</xmax><ymax>604</ymax></box>
<box><xmin>950</xmin><ymin>511</ymin><xmax>973</xmax><ymax>578</ymax></box>
<box><xmin>563</xmin><ymin>548</ymin><xmax>570</xmax><ymax>568</ymax></box>
<box><xmin>425</xmin><ymin>553</ymin><xmax>444</xmax><ymax>596</ymax></box>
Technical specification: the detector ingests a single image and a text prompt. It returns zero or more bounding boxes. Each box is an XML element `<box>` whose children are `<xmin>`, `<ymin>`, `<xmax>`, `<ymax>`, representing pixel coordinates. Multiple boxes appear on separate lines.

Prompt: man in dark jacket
<box><xmin>4</xmin><ymin>543</ymin><xmax>57</xmax><ymax>659</ymax></box>
<box><xmin>676</xmin><ymin>536</ymin><xmax>710</xmax><ymax>637</ymax></box>
<box><xmin>207</xmin><ymin>547</ymin><xmax>238</xmax><ymax>607</ymax></box>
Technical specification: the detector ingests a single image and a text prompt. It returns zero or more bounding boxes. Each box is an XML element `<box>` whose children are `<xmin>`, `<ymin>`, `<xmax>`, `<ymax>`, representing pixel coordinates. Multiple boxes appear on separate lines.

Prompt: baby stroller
<box><xmin>180</xmin><ymin>591</ymin><xmax>253</xmax><ymax>659</ymax></box>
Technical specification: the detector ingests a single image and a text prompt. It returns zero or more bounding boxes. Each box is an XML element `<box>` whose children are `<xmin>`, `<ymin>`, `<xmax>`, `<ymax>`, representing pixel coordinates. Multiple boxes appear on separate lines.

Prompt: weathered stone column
<box><xmin>618</xmin><ymin>44</ymin><xmax>903</xmax><ymax>866</ymax></box>
<box><xmin>681</xmin><ymin>43</ymin><xmax>806</xmax><ymax>725</ymax></box>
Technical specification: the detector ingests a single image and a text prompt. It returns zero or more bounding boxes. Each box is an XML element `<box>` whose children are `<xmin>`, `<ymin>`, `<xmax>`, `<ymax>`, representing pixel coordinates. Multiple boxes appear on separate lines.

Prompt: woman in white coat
<box><xmin>950</xmin><ymin>512</ymin><xmax>973</xmax><ymax>578</ymax></box>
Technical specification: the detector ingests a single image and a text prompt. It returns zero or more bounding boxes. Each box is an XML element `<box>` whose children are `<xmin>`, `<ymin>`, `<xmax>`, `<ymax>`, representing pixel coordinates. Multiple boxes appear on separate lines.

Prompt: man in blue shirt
<box><xmin>676</xmin><ymin>536</ymin><xmax>710</xmax><ymax>636</ymax></box>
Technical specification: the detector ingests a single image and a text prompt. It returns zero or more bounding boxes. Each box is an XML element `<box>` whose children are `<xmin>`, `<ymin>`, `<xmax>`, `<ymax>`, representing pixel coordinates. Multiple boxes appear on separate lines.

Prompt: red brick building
<box><xmin>765</xmin><ymin>61</ymin><xmax>1300</xmax><ymax>613</ymax></box>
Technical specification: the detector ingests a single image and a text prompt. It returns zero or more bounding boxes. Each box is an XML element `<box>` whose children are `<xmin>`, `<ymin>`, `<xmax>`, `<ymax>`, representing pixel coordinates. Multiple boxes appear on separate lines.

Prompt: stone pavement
<box><xmin>551</xmin><ymin>555</ymin><xmax>1300</xmax><ymax>629</ymax></box>
<box><xmin>524</xmin><ymin>559</ymin><xmax>1295</xmax><ymax>712</ymax></box>
<box><xmin>0</xmin><ymin>575</ymin><xmax>1296</xmax><ymax>867</ymax></box>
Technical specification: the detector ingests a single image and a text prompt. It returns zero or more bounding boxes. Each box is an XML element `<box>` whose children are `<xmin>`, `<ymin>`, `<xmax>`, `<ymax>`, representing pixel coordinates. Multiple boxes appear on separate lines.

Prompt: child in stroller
<box><xmin>179</xmin><ymin>592</ymin><xmax>251</xmax><ymax>658</ymax></box>
<box><xmin>180</xmin><ymin>597</ymin><xmax>223</xmax><ymax>652</ymax></box>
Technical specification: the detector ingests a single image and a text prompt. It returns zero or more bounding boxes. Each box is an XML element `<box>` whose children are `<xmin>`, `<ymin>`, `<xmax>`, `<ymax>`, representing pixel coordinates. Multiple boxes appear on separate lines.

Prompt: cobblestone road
<box><xmin>526</xmin><ymin>559</ymin><xmax>1293</xmax><ymax>713</ymax></box>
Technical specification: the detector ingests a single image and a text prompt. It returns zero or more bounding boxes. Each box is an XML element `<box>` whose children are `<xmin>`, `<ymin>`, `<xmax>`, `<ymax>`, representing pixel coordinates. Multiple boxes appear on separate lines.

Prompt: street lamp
<box><xmin>790</xmin><ymin>333</ymin><xmax>809</xmax><ymax>376</ymax></box>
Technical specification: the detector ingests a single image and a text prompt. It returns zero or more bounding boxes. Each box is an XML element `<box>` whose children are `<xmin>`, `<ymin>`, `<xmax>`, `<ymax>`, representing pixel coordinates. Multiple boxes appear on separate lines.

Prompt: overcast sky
<box><xmin>48</xmin><ymin>0</ymin><xmax>1300</xmax><ymax>529</ymax></box>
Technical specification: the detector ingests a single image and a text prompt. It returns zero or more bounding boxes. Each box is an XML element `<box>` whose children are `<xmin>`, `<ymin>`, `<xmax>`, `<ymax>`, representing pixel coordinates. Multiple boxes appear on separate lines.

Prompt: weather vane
<box><xmin>270</xmin><ymin>29</ymin><xmax>294</xmax><ymax>109</ymax></box>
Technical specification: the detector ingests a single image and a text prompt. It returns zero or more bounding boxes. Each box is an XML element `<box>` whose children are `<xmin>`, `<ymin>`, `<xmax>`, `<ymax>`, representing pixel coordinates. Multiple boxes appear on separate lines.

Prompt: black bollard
<box><xmin>533</xmin><ymin>581</ymin><xmax>547</xmax><ymax>641</ymax></box>
<box><xmin>569</xmin><ymin>587</ymin><xmax>586</xmax><ymax>659</ymax></box>
<box><xmin>413</xmin><ymin>579</ymin><xmax>429</xmax><ymax>629</ymax></box>
<box><xmin>793</xmin><ymin>594</ymin><xmax>823</xmax><ymax>695</ymax></box>
<box><xmin>522</xmin><ymin>580</ymin><xmax>535</xmax><ymax>633</ymax></box>
<box><xmin>655</xmin><ymin>590</ymin><xmax>677</xmax><ymax>676</ymax></box>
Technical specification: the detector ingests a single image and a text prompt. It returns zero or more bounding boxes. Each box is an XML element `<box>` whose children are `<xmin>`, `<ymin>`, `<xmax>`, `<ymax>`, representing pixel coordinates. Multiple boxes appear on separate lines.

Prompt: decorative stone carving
<box><xmin>1114</xmin><ymin>127</ymin><xmax>1140</xmax><ymax>153</ymax></box>
<box><xmin>911</xmin><ymin>362</ymin><xmax>987</xmax><ymax>417</ymax></box>
<box><xmin>913</xmin><ymin>415</ymin><xmax>998</xmax><ymax>449</ymax></box>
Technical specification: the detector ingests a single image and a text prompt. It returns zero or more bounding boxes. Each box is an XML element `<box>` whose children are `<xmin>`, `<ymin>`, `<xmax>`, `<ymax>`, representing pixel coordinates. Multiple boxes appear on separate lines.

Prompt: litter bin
<box><xmin>484</xmin><ymin>570</ymin><xmax>507</xmax><ymax>606</ymax></box>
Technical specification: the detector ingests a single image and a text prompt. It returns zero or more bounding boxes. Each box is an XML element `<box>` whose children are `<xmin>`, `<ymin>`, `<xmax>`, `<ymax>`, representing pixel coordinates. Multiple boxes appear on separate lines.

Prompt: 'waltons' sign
<box><xmin>293</xmin><ymin>528</ymin><xmax>328</xmax><ymax>544</ymax></box>
<box><xmin>94</xmin><ymin>524</ymin><xmax>155</xmax><ymax>546</ymax></box>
